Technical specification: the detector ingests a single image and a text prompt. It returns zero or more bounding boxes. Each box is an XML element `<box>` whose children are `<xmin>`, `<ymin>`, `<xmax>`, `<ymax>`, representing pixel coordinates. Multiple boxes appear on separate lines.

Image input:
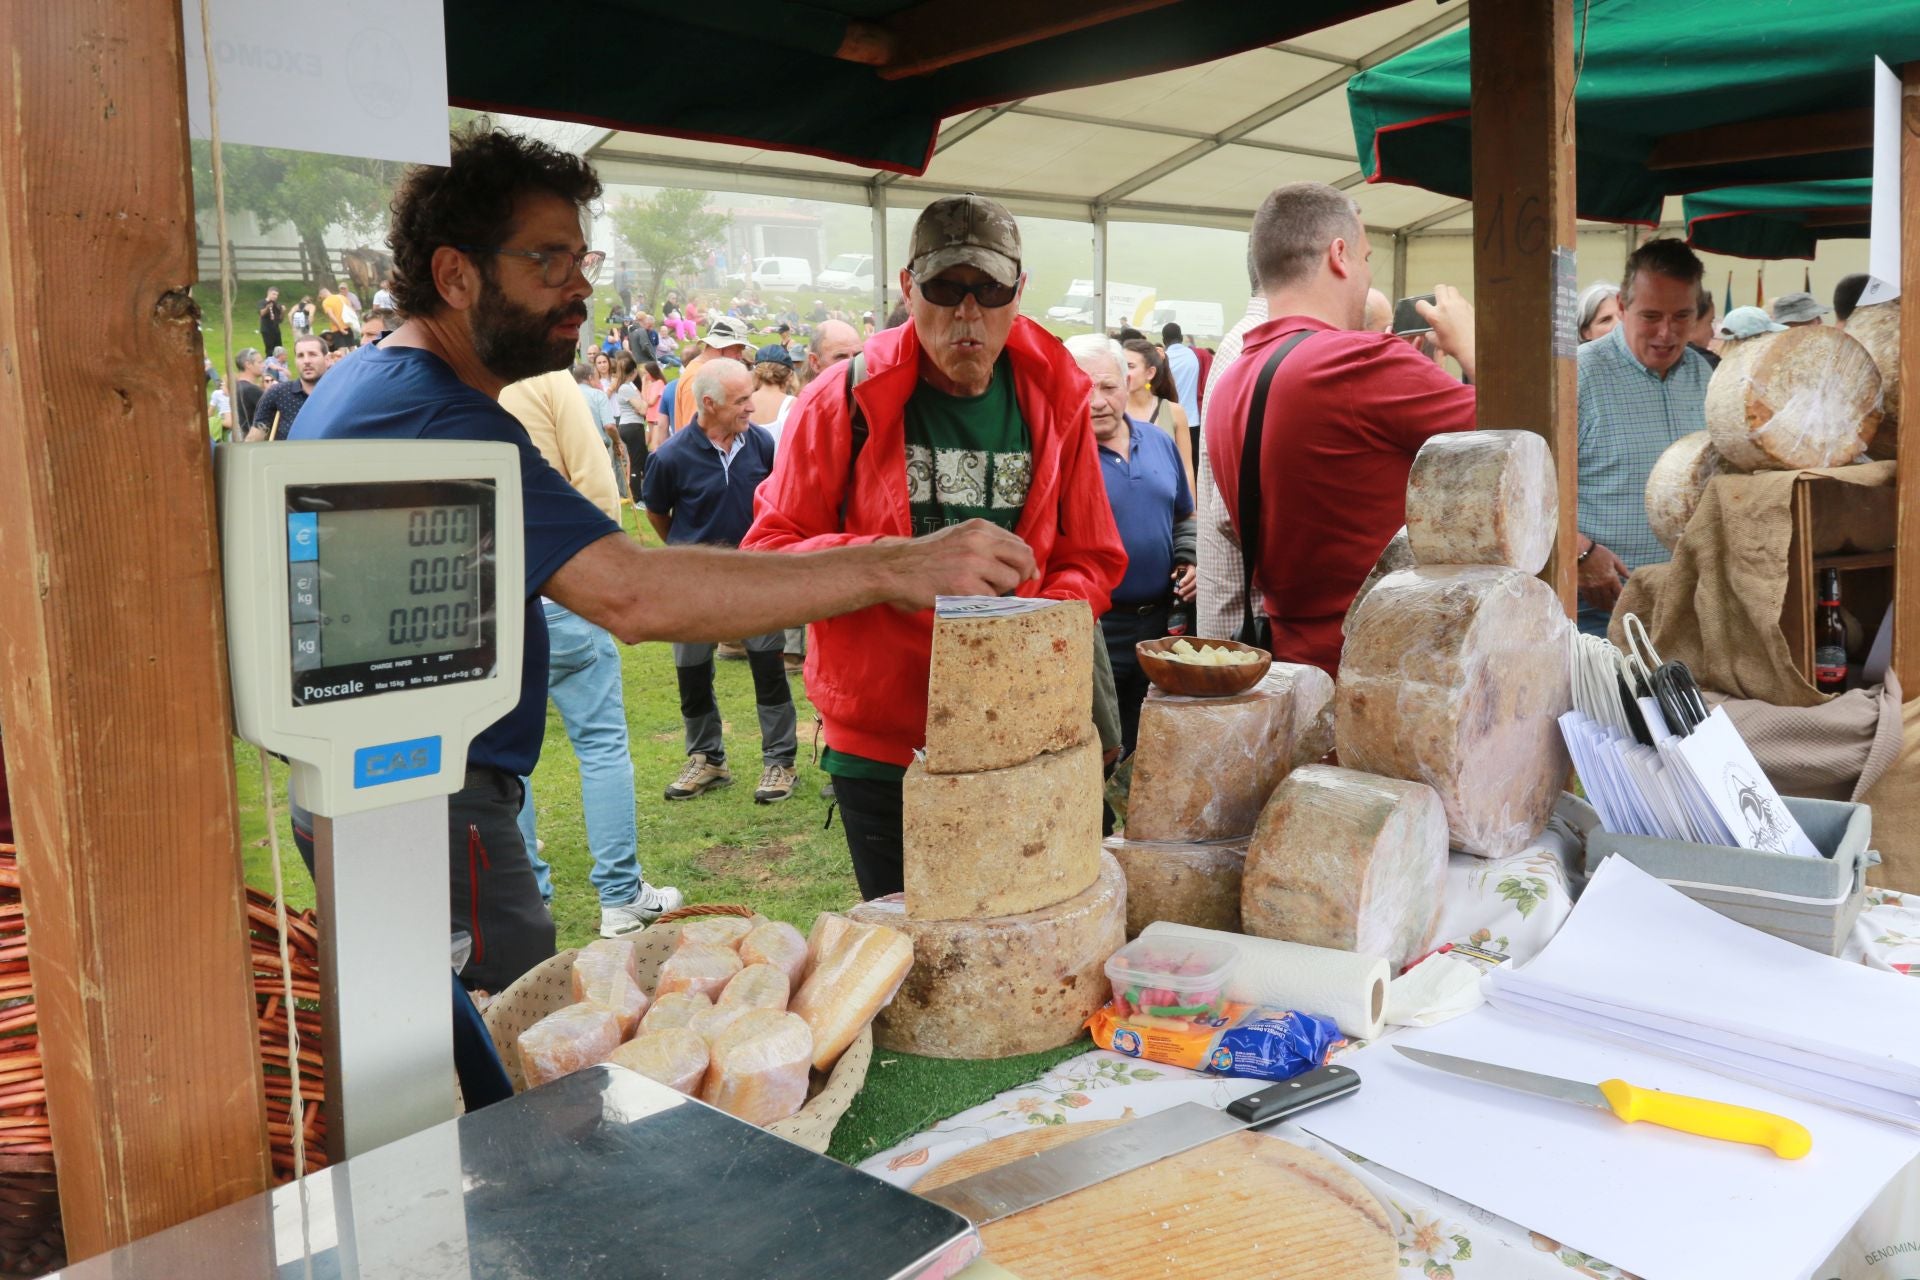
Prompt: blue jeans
<box><xmin>516</xmin><ymin>603</ymin><xmax>640</xmax><ymax>907</ymax></box>
<box><xmin>1576</xmin><ymin>603</ymin><xmax>1614</xmax><ymax>639</ymax></box>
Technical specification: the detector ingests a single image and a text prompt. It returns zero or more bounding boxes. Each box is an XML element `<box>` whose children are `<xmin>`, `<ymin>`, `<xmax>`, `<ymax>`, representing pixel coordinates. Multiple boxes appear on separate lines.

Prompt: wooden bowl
<box><xmin>1135</xmin><ymin>636</ymin><xmax>1272</xmax><ymax>698</ymax></box>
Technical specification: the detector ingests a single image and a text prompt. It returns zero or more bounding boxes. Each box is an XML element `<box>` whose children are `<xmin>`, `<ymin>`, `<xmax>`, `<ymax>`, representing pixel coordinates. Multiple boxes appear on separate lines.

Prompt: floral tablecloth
<box><xmin>863</xmin><ymin>827</ymin><xmax>1920</xmax><ymax>1280</ymax></box>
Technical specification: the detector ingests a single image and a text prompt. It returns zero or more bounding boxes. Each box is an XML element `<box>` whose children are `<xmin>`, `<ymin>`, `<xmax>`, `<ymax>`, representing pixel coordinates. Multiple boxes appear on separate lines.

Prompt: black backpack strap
<box><xmin>1237</xmin><ymin>331</ymin><xmax>1314</xmax><ymax>642</ymax></box>
<box><xmin>836</xmin><ymin>351</ymin><xmax>868</xmax><ymax>527</ymax></box>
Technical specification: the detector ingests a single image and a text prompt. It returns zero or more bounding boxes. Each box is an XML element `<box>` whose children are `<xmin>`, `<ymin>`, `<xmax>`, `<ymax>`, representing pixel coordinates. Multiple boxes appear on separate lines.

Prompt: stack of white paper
<box><xmin>1486</xmin><ymin>857</ymin><xmax>1920</xmax><ymax>1129</ymax></box>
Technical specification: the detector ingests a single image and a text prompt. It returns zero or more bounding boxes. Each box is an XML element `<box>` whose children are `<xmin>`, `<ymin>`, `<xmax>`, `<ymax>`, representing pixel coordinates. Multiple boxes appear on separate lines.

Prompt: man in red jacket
<box><xmin>744</xmin><ymin>194</ymin><xmax>1126</xmax><ymax>898</ymax></box>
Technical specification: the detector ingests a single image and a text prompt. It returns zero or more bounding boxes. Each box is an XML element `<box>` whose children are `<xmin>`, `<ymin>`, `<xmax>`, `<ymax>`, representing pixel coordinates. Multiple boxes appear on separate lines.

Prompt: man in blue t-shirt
<box><xmin>288</xmin><ymin>126</ymin><xmax>1037</xmax><ymax>994</ymax></box>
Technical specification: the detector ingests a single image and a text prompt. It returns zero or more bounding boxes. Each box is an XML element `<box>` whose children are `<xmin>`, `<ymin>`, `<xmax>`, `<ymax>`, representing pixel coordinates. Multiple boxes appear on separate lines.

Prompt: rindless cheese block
<box><xmin>1706</xmin><ymin>325</ymin><xmax>1883</xmax><ymax>469</ymax></box>
<box><xmin>1644</xmin><ymin>431</ymin><xmax>1732</xmax><ymax>551</ymax></box>
<box><xmin>639</xmin><ymin>991</ymin><xmax>710</xmax><ymax>1033</ymax></box>
<box><xmin>923</xmin><ymin>598</ymin><xmax>1093</xmax><ymax>774</ymax></box>
<box><xmin>1847</xmin><ymin>301</ymin><xmax>1900</xmax><ymax>458</ymax></box>
<box><xmin>608</xmin><ymin>1028</ymin><xmax>708</xmax><ymax>1096</ymax></box>
<box><xmin>570</xmin><ymin>939</ymin><xmax>649</xmax><ymax>1037</ymax></box>
<box><xmin>517</xmin><ymin>1003</ymin><xmax>622</xmax><ymax>1090</ymax></box>
<box><xmin>1336</xmin><ymin>566</ymin><xmax>1571</xmax><ymax>858</ymax></box>
<box><xmin>718</xmin><ymin>962</ymin><xmax>791</xmax><ymax>1011</ymax></box>
<box><xmin>654</xmin><ymin>943</ymin><xmax>742</xmax><ymax>1002</ymax></box>
<box><xmin>1343</xmin><ymin>527</ymin><xmax>1414</xmax><ymax>637</ymax></box>
<box><xmin>700</xmin><ymin>1009</ymin><xmax>814</xmax><ymax>1126</ymax></box>
<box><xmin>790</xmin><ymin>919</ymin><xmax>914</xmax><ymax>1072</ymax></box>
<box><xmin>848</xmin><ymin>852</ymin><xmax>1126</xmax><ymax>1060</ymax></box>
<box><xmin>1127</xmin><ymin>665</ymin><xmax>1329</xmax><ymax>843</ymax></box>
<box><xmin>1405</xmin><ymin>431</ymin><xmax>1557</xmax><ymax>573</ymax></box>
<box><xmin>903</xmin><ymin>732</ymin><xmax>1102</xmax><ymax>921</ymax></box>
<box><xmin>1102</xmin><ymin>835</ymin><xmax>1245</xmax><ymax>938</ymax></box>
<box><xmin>1241</xmin><ymin>765</ymin><xmax>1448</xmax><ymax>972</ymax></box>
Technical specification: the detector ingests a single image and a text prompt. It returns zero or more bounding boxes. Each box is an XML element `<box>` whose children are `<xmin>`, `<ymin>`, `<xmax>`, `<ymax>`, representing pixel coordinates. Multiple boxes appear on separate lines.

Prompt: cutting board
<box><xmin>916</xmin><ymin>1119</ymin><xmax>1398</xmax><ymax>1279</ymax></box>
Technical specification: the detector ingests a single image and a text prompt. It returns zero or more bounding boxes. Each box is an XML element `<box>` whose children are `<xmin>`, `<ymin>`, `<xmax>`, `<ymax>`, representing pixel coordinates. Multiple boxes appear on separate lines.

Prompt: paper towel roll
<box><xmin>1140</xmin><ymin>921</ymin><xmax>1388</xmax><ymax>1039</ymax></box>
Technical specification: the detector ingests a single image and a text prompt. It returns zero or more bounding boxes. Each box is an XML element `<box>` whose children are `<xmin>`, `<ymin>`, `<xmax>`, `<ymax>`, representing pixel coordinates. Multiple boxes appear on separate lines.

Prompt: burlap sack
<box><xmin>1861</xmin><ymin>694</ymin><xmax>1920</xmax><ymax>895</ymax></box>
<box><xmin>1706</xmin><ymin>671</ymin><xmax>1906</xmax><ymax>802</ymax></box>
<box><xmin>1611</xmin><ymin>461</ymin><xmax>1896</xmax><ymax>707</ymax></box>
<box><xmin>482</xmin><ymin>911</ymin><xmax>871</xmax><ymax>1155</ymax></box>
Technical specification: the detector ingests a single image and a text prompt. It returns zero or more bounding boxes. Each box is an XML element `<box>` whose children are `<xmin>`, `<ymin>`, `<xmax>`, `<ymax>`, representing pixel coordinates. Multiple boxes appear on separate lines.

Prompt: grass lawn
<box><xmin>233</xmin><ymin>505</ymin><xmax>1097</xmax><ymax>1164</ymax></box>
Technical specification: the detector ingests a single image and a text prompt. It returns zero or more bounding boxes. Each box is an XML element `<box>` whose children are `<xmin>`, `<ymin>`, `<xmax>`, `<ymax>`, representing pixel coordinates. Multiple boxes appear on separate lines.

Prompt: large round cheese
<box><xmin>924</xmin><ymin>599</ymin><xmax>1093</xmax><ymax>774</ymax></box>
<box><xmin>1335</xmin><ymin>566</ymin><xmax>1571</xmax><ymax>858</ymax></box>
<box><xmin>1103</xmin><ymin>836</ymin><xmax>1244</xmax><ymax>938</ymax></box>
<box><xmin>1241</xmin><ymin>765</ymin><xmax>1448</xmax><ymax>972</ymax></box>
<box><xmin>1343</xmin><ymin>527</ymin><xmax>1414</xmax><ymax>637</ymax></box>
<box><xmin>1847</xmin><ymin>301</ymin><xmax>1900</xmax><ymax>459</ymax></box>
<box><xmin>1643</xmin><ymin>431</ymin><xmax>1732</xmax><ymax>551</ymax></box>
<box><xmin>1706</xmin><ymin>325</ymin><xmax>1882</xmax><ymax>469</ymax></box>
<box><xmin>1405</xmin><ymin>430</ymin><xmax>1557</xmax><ymax>573</ymax></box>
<box><xmin>848</xmin><ymin>852</ymin><xmax>1126</xmax><ymax>1059</ymax></box>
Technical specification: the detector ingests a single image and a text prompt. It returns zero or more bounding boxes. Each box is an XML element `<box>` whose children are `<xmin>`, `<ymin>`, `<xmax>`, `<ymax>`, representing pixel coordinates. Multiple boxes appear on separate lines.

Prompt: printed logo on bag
<box><xmin>1723</xmin><ymin>763</ymin><xmax>1791</xmax><ymax>853</ymax></box>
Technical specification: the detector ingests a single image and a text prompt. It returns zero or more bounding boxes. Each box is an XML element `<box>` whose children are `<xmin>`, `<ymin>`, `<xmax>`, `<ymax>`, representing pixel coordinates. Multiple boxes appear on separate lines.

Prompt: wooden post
<box><xmin>1895</xmin><ymin>62</ymin><xmax>1920</xmax><ymax>694</ymax></box>
<box><xmin>1469</xmin><ymin>0</ymin><xmax>1578</xmax><ymax>610</ymax></box>
<box><xmin>0</xmin><ymin>0</ymin><xmax>271</xmax><ymax>1260</ymax></box>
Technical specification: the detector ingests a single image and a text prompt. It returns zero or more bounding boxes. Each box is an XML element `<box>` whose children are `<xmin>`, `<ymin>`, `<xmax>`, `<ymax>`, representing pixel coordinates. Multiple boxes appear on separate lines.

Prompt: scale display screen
<box><xmin>286</xmin><ymin>480</ymin><xmax>499</xmax><ymax>706</ymax></box>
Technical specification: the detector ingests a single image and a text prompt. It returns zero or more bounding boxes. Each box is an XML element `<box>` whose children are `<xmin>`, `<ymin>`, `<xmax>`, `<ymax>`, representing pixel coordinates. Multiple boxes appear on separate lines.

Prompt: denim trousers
<box><xmin>1576</xmin><ymin>602</ymin><xmax>1614</xmax><ymax>640</ymax></box>
<box><xmin>517</xmin><ymin>602</ymin><xmax>640</xmax><ymax>907</ymax></box>
<box><xmin>671</xmin><ymin>630</ymin><xmax>797</xmax><ymax>767</ymax></box>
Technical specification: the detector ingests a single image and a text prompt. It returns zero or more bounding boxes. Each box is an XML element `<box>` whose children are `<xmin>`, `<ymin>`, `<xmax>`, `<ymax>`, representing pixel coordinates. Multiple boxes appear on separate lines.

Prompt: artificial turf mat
<box><xmin>826</xmin><ymin>1037</ymin><xmax>1098</xmax><ymax>1165</ymax></box>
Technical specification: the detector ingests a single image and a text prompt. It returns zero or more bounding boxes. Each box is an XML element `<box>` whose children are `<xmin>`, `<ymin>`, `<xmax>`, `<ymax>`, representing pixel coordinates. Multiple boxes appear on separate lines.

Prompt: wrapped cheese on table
<box><xmin>1336</xmin><ymin>566</ymin><xmax>1571</xmax><ymax>858</ymax></box>
<box><xmin>1126</xmin><ymin>665</ymin><xmax>1332</xmax><ymax>843</ymax></box>
<box><xmin>1102</xmin><ymin>835</ymin><xmax>1246</xmax><ymax>938</ymax></box>
<box><xmin>739</xmin><ymin>921</ymin><xmax>810</xmax><ymax>988</ymax></box>
<box><xmin>1644</xmin><ymin>431</ymin><xmax>1732</xmax><ymax>551</ymax></box>
<box><xmin>677</xmin><ymin>917</ymin><xmax>754</xmax><ymax>951</ymax></box>
<box><xmin>688</xmin><ymin>1002</ymin><xmax>756</xmax><ymax>1045</ymax></box>
<box><xmin>1706</xmin><ymin>325</ymin><xmax>1883</xmax><ymax>469</ymax></box>
<box><xmin>790</xmin><ymin>918</ymin><xmax>914</xmax><ymax>1071</ymax></box>
<box><xmin>1344</xmin><ymin>527</ymin><xmax>1414</xmax><ymax>637</ymax></box>
<box><xmin>570</xmin><ymin>939</ymin><xmax>649</xmax><ymax>1037</ymax></box>
<box><xmin>640</xmin><ymin>991</ymin><xmax>712</xmax><ymax>1033</ymax></box>
<box><xmin>609</xmin><ymin>1028</ymin><xmax>708</xmax><ymax>1096</ymax></box>
<box><xmin>1405</xmin><ymin>431</ymin><xmax>1557</xmax><ymax>574</ymax></box>
<box><xmin>719</xmin><ymin>962</ymin><xmax>791</xmax><ymax>1011</ymax></box>
<box><xmin>655</xmin><ymin>943</ymin><xmax>742</xmax><ymax>1002</ymax></box>
<box><xmin>1847</xmin><ymin>301</ymin><xmax>1899</xmax><ymax>458</ymax></box>
<box><xmin>700</xmin><ymin>1009</ymin><xmax>815</xmax><ymax>1126</ymax></box>
<box><xmin>923</xmin><ymin>598</ymin><xmax>1094</xmax><ymax>774</ymax></box>
<box><xmin>517</xmin><ymin>1003</ymin><xmax>622</xmax><ymax>1089</ymax></box>
<box><xmin>1241</xmin><ymin>765</ymin><xmax>1448</xmax><ymax>972</ymax></box>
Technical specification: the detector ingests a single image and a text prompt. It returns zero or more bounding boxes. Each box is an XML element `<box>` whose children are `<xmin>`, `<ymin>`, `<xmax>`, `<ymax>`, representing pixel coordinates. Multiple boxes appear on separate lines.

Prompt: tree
<box><xmin>190</xmin><ymin>142</ymin><xmax>401</xmax><ymax>288</ymax></box>
<box><xmin>610</xmin><ymin>189</ymin><xmax>729</xmax><ymax>309</ymax></box>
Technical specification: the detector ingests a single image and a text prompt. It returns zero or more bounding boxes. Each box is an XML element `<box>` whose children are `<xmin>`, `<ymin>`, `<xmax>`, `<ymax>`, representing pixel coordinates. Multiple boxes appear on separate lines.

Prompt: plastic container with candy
<box><xmin>1103</xmin><ymin>935</ymin><xmax>1236</xmax><ymax>1028</ymax></box>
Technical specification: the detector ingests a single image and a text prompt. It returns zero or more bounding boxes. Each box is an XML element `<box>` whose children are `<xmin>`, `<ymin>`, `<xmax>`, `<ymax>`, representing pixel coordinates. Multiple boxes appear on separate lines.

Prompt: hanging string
<box><xmin>1561</xmin><ymin>0</ymin><xmax>1592</xmax><ymax>145</ymax></box>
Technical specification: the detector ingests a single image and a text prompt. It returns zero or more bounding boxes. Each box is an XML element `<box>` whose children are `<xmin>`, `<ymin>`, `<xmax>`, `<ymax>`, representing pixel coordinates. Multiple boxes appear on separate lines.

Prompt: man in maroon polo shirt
<box><xmin>1206</xmin><ymin>181</ymin><xmax>1478</xmax><ymax>676</ymax></box>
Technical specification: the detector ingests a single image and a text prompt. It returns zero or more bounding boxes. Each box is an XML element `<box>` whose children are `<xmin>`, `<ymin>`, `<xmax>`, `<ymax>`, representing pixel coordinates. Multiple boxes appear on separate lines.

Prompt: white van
<box><xmin>1044</xmin><ymin>279</ymin><xmax>1157</xmax><ymax>330</ymax></box>
<box><xmin>817</xmin><ymin>252</ymin><xmax>874</xmax><ymax>293</ymax></box>
<box><xmin>750</xmin><ymin>256</ymin><xmax>815</xmax><ymax>290</ymax></box>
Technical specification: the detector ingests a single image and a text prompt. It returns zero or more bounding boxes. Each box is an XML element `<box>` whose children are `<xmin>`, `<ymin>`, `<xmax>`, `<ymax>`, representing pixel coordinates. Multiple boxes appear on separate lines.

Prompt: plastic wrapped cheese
<box><xmin>608</xmin><ymin>1027</ymin><xmax>708</xmax><ymax>1096</ymax></box>
<box><xmin>719</xmin><ymin>962</ymin><xmax>791</xmax><ymax>1011</ymax></box>
<box><xmin>847</xmin><ymin>852</ymin><xmax>1126</xmax><ymax>1060</ymax></box>
<box><xmin>654</xmin><ymin>943</ymin><xmax>742</xmax><ymax>1002</ymax></box>
<box><xmin>1847</xmin><ymin>301</ymin><xmax>1900</xmax><ymax>458</ymax></box>
<box><xmin>677</xmin><ymin>917</ymin><xmax>754</xmax><ymax>951</ymax></box>
<box><xmin>1644</xmin><ymin>431</ymin><xmax>1732</xmax><ymax>551</ymax></box>
<box><xmin>1405</xmin><ymin>431</ymin><xmax>1557</xmax><ymax>574</ymax></box>
<box><xmin>1241</xmin><ymin>765</ymin><xmax>1448</xmax><ymax>972</ymax></box>
<box><xmin>739</xmin><ymin>921</ymin><xmax>810</xmax><ymax>988</ymax></box>
<box><xmin>699</xmin><ymin>1009</ymin><xmax>814</xmax><ymax>1125</ymax></box>
<box><xmin>1126</xmin><ymin>665</ymin><xmax>1331</xmax><ymax>843</ymax></box>
<box><xmin>1103</xmin><ymin>835</ymin><xmax>1245</xmax><ymax>938</ymax></box>
<box><xmin>687</xmin><ymin>1002</ymin><xmax>756</xmax><ymax>1045</ymax></box>
<box><xmin>1344</xmin><ymin>527</ymin><xmax>1414</xmax><ymax>637</ymax></box>
<box><xmin>1706</xmin><ymin>325</ymin><xmax>1883</xmax><ymax>469</ymax></box>
<box><xmin>923</xmin><ymin>598</ymin><xmax>1094</xmax><ymax>774</ymax></box>
<box><xmin>517</xmin><ymin>1003</ymin><xmax>622</xmax><ymax>1089</ymax></box>
<box><xmin>1336</xmin><ymin>566</ymin><xmax>1571</xmax><ymax>858</ymax></box>
<box><xmin>640</xmin><ymin>991</ymin><xmax>712</xmax><ymax>1033</ymax></box>
<box><xmin>903</xmin><ymin>733</ymin><xmax>1101</xmax><ymax>921</ymax></box>
<box><xmin>569</xmin><ymin>939</ymin><xmax>649</xmax><ymax>1037</ymax></box>
<box><xmin>790</xmin><ymin>919</ymin><xmax>914</xmax><ymax>1071</ymax></box>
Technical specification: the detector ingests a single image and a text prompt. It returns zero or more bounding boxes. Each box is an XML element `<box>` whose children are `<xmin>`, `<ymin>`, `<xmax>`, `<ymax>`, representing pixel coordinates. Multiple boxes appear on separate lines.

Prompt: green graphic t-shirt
<box><xmin>825</xmin><ymin>357</ymin><xmax>1033</xmax><ymax>782</ymax></box>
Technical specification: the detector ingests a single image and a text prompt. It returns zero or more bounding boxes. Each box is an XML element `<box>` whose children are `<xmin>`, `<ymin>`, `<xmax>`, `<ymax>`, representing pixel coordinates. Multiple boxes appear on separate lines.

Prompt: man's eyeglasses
<box><xmin>457</xmin><ymin>244</ymin><xmax>605</xmax><ymax>287</ymax></box>
<box><xmin>916</xmin><ymin>275</ymin><xmax>1020</xmax><ymax>309</ymax></box>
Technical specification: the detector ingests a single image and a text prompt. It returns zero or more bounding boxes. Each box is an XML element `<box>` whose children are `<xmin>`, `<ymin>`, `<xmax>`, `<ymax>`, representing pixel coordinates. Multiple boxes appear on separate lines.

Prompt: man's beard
<box><xmin>471</xmin><ymin>274</ymin><xmax>585</xmax><ymax>384</ymax></box>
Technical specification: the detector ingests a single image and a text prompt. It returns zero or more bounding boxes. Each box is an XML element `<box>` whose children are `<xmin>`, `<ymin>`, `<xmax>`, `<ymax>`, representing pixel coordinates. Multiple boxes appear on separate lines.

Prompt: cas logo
<box><xmin>352</xmin><ymin>737</ymin><xmax>441</xmax><ymax>788</ymax></box>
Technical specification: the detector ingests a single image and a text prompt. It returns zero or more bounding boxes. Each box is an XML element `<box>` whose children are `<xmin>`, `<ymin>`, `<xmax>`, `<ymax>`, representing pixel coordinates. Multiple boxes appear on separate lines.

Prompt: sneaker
<box><xmin>716</xmin><ymin>641</ymin><xmax>748</xmax><ymax>660</ymax></box>
<box><xmin>600</xmin><ymin>883</ymin><xmax>686</xmax><ymax>937</ymax></box>
<box><xmin>755</xmin><ymin>763</ymin><xmax>798</xmax><ymax>804</ymax></box>
<box><xmin>664</xmin><ymin>752</ymin><xmax>732</xmax><ymax>801</ymax></box>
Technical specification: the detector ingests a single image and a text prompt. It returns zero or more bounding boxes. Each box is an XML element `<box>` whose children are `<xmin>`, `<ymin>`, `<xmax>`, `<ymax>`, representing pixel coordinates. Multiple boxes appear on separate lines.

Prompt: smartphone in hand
<box><xmin>1392</xmin><ymin>292</ymin><xmax>1437</xmax><ymax>336</ymax></box>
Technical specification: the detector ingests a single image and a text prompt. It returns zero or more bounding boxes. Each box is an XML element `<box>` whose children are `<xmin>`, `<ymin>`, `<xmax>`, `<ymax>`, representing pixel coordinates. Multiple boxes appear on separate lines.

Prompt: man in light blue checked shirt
<box><xmin>1575</xmin><ymin>238</ymin><xmax>1711</xmax><ymax>637</ymax></box>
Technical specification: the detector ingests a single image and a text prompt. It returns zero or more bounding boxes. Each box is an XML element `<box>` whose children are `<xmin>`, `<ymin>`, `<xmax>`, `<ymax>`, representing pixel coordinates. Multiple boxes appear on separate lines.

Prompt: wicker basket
<box><xmin>482</xmin><ymin>904</ymin><xmax>870</xmax><ymax>1154</ymax></box>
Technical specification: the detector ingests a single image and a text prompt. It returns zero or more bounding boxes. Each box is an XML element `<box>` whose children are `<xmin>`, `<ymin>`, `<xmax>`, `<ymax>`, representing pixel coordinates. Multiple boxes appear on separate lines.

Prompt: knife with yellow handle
<box><xmin>1395</xmin><ymin>1046</ymin><xmax>1812</xmax><ymax>1159</ymax></box>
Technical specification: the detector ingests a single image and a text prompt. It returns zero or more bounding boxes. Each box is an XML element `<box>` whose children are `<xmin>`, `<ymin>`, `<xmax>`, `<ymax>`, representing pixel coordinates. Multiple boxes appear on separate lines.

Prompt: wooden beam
<box><xmin>0</xmin><ymin>0</ymin><xmax>270</xmax><ymax>1260</ymax></box>
<box><xmin>1895</xmin><ymin>63</ymin><xmax>1920</xmax><ymax>694</ymax></box>
<box><xmin>845</xmin><ymin>0</ymin><xmax>1178</xmax><ymax>81</ymax></box>
<box><xmin>1646</xmin><ymin>108</ymin><xmax>1873</xmax><ymax>171</ymax></box>
<box><xmin>1471</xmin><ymin>0</ymin><xmax>1578</xmax><ymax>610</ymax></box>
<box><xmin>1800</xmin><ymin>206</ymin><xmax>1872</xmax><ymax>228</ymax></box>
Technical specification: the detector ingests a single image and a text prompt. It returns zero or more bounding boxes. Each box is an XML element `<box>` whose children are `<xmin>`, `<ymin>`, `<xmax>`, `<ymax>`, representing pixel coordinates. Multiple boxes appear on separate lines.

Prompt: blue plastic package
<box><xmin>1205</xmin><ymin>1010</ymin><xmax>1345</xmax><ymax>1081</ymax></box>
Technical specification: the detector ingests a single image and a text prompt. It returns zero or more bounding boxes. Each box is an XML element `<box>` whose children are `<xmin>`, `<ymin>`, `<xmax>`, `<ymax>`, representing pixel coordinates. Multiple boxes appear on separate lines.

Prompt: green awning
<box><xmin>1348</xmin><ymin>0</ymin><xmax>1920</xmax><ymax>225</ymax></box>
<box><xmin>447</xmin><ymin>0</ymin><xmax>1399</xmax><ymax>175</ymax></box>
<box><xmin>1684</xmin><ymin>179</ymin><xmax>1871</xmax><ymax>260</ymax></box>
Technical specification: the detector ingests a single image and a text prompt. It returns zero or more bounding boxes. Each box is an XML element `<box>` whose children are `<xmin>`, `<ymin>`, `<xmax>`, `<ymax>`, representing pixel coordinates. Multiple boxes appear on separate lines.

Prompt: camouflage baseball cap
<box><xmin>907</xmin><ymin>194</ymin><xmax>1021</xmax><ymax>287</ymax></box>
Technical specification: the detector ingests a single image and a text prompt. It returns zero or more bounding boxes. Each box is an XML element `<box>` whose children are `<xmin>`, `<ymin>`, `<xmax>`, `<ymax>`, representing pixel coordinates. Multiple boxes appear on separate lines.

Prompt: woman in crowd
<box><xmin>609</xmin><ymin>351</ymin><xmax>648</xmax><ymax>496</ymax></box>
<box><xmin>1578</xmin><ymin>282</ymin><xmax>1621</xmax><ymax>343</ymax></box>
<box><xmin>748</xmin><ymin>345</ymin><xmax>798</xmax><ymax>449</ymax></box>
<box><xmin>638</xmin><ymin>361</ymin><xmax>668</xmax><ymax>453</ymax></box>
<box><xmin>290</xmin><ymin>296</ymin><xmax>314</xmax><ymax>338</ymax></box>
<box><xmin>1121</xmin><ymin>337</ymin><xmax>1196</xmax><ymax>492</ymax></box>
<box><xmin>591</xmin><ymin>350</ymin><xmax>616</xmax><ymax>395</ymax></box>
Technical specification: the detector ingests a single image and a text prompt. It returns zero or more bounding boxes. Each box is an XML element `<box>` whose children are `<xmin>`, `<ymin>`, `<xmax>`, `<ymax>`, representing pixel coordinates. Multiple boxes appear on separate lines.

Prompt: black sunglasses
<box><xmin>916</xmin><ymin>275</ymin><xmax>1021</xmax><ymax>309</ymax></box>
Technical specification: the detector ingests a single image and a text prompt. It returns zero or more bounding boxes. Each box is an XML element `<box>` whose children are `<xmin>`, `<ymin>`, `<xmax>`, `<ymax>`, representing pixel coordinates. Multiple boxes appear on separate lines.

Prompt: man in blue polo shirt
<box><xmin>1067</xmin><ymin>335</ymin><xmax>1194</xmax><ymax>757</ymax></box>
<box><xmin>286</xmin><ymin>126</ymin><xmax>1036</xmax><ymax>993</ymax></box>
<box><xmin>642</xmin><ymin>358</ymin><xmax>798</xmax><ymax>806</ymax></box>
